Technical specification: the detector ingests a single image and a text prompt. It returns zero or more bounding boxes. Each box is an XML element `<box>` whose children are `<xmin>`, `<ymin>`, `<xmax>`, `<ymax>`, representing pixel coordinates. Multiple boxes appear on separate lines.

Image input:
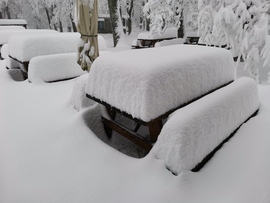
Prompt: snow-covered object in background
<box><xmin>198</xmin><ymin>0</ymin><xmax>270</xmax><ymax>82</ymax></box>
<box><xmin>137</xmin><ymin>27</ymin><xmax>177</xmax><ymax>40</ymax></box>
<box><xmin>0</xmin><ymin>29</ymin><xmax>58</xmax><ymax>45</ymax></box>
<box><xmin>154</xmin><ymin>38</ymin><xmax>184</xmax><ymax>47</ymax></box>
<box><xmin>8</xmin><ymin>32</ymin><xmax>79</xmax><ymax>63</ymax></box>
<box><xmin>70</xmin><ymin>74</ymin><xmax>95</xmax><ymax>111</ymax></box>
<box><xmin>0</xmin><ymin>26</ymin><xmax>25</xmax><ymax>31</ymax></box>
<box><xmin>153</xmin><ymin>77</ymin><xmax>259</xmax><ymax>175</ymax></box>
<box><xmin>0</xmin><ymin>19</ymin><xmax>27</xmax><ymax>26</ymax></box>
<box><xmin>0</xmin><ymin>44</ymin><xmax>8</xmax><ymax>59</ymax></box>
<box><xmin>28</xmin><ymin>53</ymin><xmax>85</xmax><ymax>83</ymax></box>
<box><xmin>86</xmin><ymin>45</ymin><xmax>235</xmax><ymax>122</ymax></box>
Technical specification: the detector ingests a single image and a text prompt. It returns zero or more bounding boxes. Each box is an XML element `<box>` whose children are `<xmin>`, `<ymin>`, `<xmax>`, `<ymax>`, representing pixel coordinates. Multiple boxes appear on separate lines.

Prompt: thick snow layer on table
<box><xmin>28</xmin><ymin>53</ymin><xmax>85</xmax><ymax>83</ymax></box>
<box><xmin>0</xmin><ymin>29</ymin><xmax>58</xmax><ymax>45</ymax></box>
<box><xmin>154</xmin><ymin>38</ymin><xmax>184</xmax><ymax>47</ymax></box>
<box><xmin>0</xmin><ymin>19</ymin><xmax>27</xmax><ymax>25</ymax></box>
<box><xmin>0</xmin><ymin>26</ymin><xmax>25</xmax><ymax>31</ymax></box>
<box><xmin>138</xmin><ymin>27</ymin><xmax>177</xmax><ymax>40</ymax></box>
<box><xmin>8</xmin><ymin>32</ymin><xmax>79</xmax><ymax>62</ymax></box>
<box><xmin>86</xmin><ymin>45</ymin><xmax>235</xmax><ymax>122</ymax></box>
<box><xmin>152</xmin><ymin>77</ymin><xmax>260</xmax><ymax>175</ymax></box>
<box><xmin>0</xmin><ymin>44</ymin><xmax>8</xmax><ymax>59</ymax></box>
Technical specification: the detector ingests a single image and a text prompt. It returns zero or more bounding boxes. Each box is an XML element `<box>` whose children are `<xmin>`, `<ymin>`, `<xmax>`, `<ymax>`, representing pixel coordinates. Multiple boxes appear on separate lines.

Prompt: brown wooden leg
<box><xmin>148</xmin><ymin>119</ymin><xmax>163</xmax><ymax>143</ymax></box>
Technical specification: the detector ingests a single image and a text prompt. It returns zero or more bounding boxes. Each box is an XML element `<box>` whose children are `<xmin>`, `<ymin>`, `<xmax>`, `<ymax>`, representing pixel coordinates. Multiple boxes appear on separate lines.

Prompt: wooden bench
<box><xmin>85</xmin><ymin>45</ymin><xmax>235</xmax><ymax>151</ymax></box>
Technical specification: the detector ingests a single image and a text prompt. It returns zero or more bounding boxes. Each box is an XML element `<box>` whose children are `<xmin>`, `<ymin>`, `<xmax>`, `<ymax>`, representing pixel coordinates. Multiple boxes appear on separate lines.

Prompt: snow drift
<box><xmin>86</xmin><ymin>45</ymin><xmax>235</xmax><ymax>122</ymax></box>
<box><xmin>152</xmin><ymin>77</ymin><xmax>260</xmax><ymax>175</ymax></box>
<box><xmin>28</xmin><ymin>53</ymin><xmax>85</xmax><ymax>83</ymax></box>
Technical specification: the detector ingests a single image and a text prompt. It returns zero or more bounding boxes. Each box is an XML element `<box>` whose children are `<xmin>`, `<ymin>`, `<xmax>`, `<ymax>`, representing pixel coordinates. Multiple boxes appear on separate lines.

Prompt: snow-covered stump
<box><xmin>28</xmin><ymin>53</ymin><xmax>85</xmax><ymax>83</ymax></box>
<box><xmin>0</xmin><ymin>44</ymin><xmax>8</xmax><ymax>60</ymax></box>
<box><xmin>8</xmin><ymin>32</ymin><xmax>79</xmax><ymax>74</ymax></box>
<box><xmin>152</xmin><ymin>77</ymin><xmax>260</xmax><ymax>175</ymax></box>
<box><xmin>86</xmin><ymin>45</ymin><xmax>235</xmax><ymax>150</ymax></box>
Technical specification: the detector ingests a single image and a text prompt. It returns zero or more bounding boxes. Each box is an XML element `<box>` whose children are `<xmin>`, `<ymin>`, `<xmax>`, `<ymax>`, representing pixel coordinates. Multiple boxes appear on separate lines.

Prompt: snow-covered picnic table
<box><xmin>8</xmin><ymin>32</ymin><xmax>79</xmax><ymax>73</ymax></box>
<box><xmin>86</xmin><ymin>44</ymin><xmax>235</xmax><ymax>150</ymax></box>
<box><xmin>0</xmin><ymin>19</ymin><xmax>27</xmax><ymax>28</ymax></box>
<box><xmin>133</xmin><ymin>28</ymin><xmax>177</xmax><ymax>48</ymax></box>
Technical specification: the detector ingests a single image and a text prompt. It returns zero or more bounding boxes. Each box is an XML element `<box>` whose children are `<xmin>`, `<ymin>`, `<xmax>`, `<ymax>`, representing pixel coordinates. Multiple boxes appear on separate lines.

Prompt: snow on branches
<box><xmin>198</xmin><ymin>0</ymin><xmax>270</xmax><ymax>82</ymax></box>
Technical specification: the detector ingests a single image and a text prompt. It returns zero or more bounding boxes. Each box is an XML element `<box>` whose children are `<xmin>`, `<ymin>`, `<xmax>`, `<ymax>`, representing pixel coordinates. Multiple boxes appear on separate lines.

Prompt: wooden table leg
<box><xmin>148</xmin><ymin>119</ymin><xmax>163</xmax><ymax>143</ymax></box>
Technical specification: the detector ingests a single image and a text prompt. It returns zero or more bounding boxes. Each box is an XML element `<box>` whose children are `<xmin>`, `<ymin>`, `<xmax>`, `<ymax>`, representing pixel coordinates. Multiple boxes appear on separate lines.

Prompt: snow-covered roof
<box><xmin>86</xmin><ymin>45</ymin><xmax>235</xmax><ymax>122</ymax></box>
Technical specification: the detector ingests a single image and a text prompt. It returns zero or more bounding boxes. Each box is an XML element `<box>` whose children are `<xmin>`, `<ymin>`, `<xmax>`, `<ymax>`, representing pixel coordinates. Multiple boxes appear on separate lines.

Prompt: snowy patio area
<box><xmin>1</xmin><ymin>34</ymin><xmax>270</xmax><ymax>202</ymax></box>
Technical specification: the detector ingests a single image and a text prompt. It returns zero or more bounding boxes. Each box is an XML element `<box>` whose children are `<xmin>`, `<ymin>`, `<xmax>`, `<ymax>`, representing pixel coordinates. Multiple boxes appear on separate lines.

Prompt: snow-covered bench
<box><xmin>152</xmin><ymin>77</ymin><xmax>259</xmax><ymax>175</ymax></box>
<box><xmin>28</xmin><ymin>53</ymin><xmax>85</xmax><ymax>83</ymax></box>
<box><xmin>86</xmin><ymin>45</ymin><xmax>235</xmax><ymax>150</ymax></box>
<box><xmin>8</xmin><ymin>32</ymin><xmax>79</xmax><ymax>73</ymax></box>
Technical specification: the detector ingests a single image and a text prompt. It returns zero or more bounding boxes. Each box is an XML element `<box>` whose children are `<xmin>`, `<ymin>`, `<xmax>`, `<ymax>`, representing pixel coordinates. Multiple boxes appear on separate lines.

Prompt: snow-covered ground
<box><xmin>0</xmin><ymin>29</ymin><xmax>270</xmax><ymax>203</ymax></box>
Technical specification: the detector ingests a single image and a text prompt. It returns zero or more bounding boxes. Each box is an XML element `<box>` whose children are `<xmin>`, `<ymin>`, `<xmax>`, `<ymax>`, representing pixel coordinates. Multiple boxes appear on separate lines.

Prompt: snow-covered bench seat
<box><xmin>8</xmin><ymin>32</ymin><xmax>80</xmax><ymax>73</ymax></box>
<box><xmin>86</xmin><ymin>45</ymin><xmax>235</xmax><ymax>150</ymax></box>
<box><xmin>28</xmin><ymin>53</ymin><xmax>85</xmax><ymax>83</ymax></box>
<box><xmin>152</xmin><ymin>77</ymin><xmax>259</xmax><ymax>175</ymax></box>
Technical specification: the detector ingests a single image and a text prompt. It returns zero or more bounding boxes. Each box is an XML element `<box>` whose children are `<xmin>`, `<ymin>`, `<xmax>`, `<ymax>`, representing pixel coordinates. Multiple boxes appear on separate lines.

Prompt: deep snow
<box><xmin>0</xmin><ymin>31</ymin><xmax>270</xmax><ymax>202</ymax></box>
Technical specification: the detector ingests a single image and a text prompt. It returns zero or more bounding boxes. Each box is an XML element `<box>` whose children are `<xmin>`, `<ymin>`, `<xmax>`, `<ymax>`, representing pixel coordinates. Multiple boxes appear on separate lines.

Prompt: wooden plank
<box><xmin>148</xmin><ymin>119</ymin><xmax>163</xmax><ymax>143</ymax></box>
<box><xmin>102</xmin><ymin>117</ymin><xmax>153</xmax><ymax>151</ymax></box>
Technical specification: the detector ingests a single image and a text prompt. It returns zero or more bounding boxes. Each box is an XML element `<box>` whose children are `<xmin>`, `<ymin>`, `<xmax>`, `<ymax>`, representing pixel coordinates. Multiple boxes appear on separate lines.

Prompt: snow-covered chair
<box><xmin>85</xmin><ymin>45</ymin><xmax>235</xmax><ymax>150</ymax></box>
<box><xmin>28</xmin><ymin>53</ymin><xmax>85</xmax><ymax>83</ymax></box>
<box><xmin>8</xmin><ymin>32</ymin><xmax>79</xmax><ymax>73</ymax></box>
<box><xmin>152</xmin><ymin>77</ymin><xmax>259</xmax><ymax>175</ymax></box>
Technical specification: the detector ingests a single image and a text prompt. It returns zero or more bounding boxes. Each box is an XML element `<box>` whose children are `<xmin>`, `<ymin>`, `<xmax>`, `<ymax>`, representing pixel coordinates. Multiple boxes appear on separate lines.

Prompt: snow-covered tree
<box><xmin>198</xmin><ymin>0</ymin><xmax>270</xmax><ymax>82</ymax></box>
<box><xmin>143</xmin><ymin>0</ymin><xmax>198</xmax><ymax>38</ymax></box>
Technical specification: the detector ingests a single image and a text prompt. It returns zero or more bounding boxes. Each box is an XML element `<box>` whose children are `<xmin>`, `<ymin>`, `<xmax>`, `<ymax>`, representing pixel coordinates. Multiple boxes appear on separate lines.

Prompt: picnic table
<box><xmin>86</xmin><ymin>45</ymin><xmax>235</xmax><ymax>151</ymax></box>
<box><xmin>132</xmin><ymin>28</ymin><xmax>177</xmax><ymax>48</ymax></box>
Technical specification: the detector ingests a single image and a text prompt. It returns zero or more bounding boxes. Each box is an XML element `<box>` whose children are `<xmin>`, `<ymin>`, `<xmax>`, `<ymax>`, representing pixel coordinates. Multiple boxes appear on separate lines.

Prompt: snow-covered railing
<box><xmin>0</xmin><ymin>19</ymin><xmax>27</xmax><ymax>28</ymax></box>
<box><xmin>152</xmin><ymin>77</ymin><xmax>259</xmax><ymax>175</ymax></box>
<box><xmin>8</xmin><ymin>32</ymin><xmax>80</xmax><ymax>72</ymax></box>
<box><xmin>86</xmin><ymin>45</ymin><xmax>235</xmax><ymax>150</ymax></box>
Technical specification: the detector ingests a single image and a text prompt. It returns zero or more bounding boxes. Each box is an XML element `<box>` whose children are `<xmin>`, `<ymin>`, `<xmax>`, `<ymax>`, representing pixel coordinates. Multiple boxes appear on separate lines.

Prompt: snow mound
<box><xmin>8</xmin><ymin>32</ymin><xmax>79</xmax><ymax>62</ymax></box>
<box><xmin>154</xmin><ymin>38</ymin><xmax>184</xmax><ymax>47</ymax></box>
<box><xmin>0</xmin><ymin>44</ymin><xmax>8</xmax><ymax>59</ymax></box>
<box><xmin>28</xmin><ymin>53</ymin><xmax>85</xmax><ymax>83</ymax></box>
<box><xmin>98</xmin><ymin>35</ymin><xmax>107</xmax><ymax>51</ymax></box>
<box><xmin>152</xmin><ymin>77</ymin><xmax>260</xmax><ymax>175</ymax></box>
<box><xmin>86</xmin><ymin>45</ymin><xmax>235</xmax><ymax>122</ymax></box>
<box><xmin>0</xmin><ymin>29</ymin><xmax>58</xmax><ymax>45</ymax></box>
